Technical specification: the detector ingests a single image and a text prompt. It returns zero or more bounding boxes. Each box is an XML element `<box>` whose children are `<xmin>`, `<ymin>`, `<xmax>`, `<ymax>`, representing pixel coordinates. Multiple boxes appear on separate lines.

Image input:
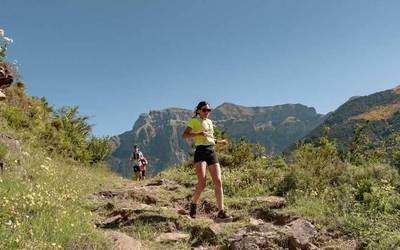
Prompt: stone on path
<box><xmin>104</xmin><ymin>230</ymin><xmax>145</xmax><ymax>250</ymax></box>
<box><xmin>98</xmin><ymin>215</ymin><xmax>124</xmax><ymax>228</ymax></box>
<box><xmin>254</xmin><ymin>196</ymin><xmax>287</xmax><ymax>209</ymax></box>
<box><xmin>287</xmin><ymin>219</ymin><xmax>318</xmax><ymax>250</ymax></box>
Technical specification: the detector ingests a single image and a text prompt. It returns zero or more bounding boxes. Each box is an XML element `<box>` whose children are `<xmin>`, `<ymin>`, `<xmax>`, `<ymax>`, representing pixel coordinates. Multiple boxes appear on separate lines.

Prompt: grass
<box><xmin>0</xmin><ymin>136</ymin><xmax>127</xmax><ymax>249</ymax></box>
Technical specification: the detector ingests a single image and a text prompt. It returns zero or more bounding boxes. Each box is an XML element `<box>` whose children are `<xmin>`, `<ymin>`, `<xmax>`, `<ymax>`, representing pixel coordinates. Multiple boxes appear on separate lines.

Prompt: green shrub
<box><xmin>87</xmin><ymin>137</ymin><xmax>112</xmax><ymax>164</ymax></box>
<box><xmin>274</xmin><ymin>171</ymin><xmax>297</xmax><ymax>196</ymax></box>
<box><xmin>2</xmin><ymin>106</ymin><xmax>30</xmax><ymax>129</ymax></box>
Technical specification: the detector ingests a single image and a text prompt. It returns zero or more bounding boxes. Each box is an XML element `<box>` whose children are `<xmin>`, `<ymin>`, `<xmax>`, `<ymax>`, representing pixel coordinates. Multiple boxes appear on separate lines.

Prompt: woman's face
<box><xmin>198</xmin><ymin>104</ymin><xmax>211</xmax><ymax>119</ymax></box>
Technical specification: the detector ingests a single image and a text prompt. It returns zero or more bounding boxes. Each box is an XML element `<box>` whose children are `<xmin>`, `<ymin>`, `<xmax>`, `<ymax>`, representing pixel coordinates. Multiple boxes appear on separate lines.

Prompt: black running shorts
<box><xmin>194</xmin><ymin>145</ymin><xmax>219</xmax><ymax>166</ymax></box>
<box><xmin>133</xmin><ymin>165</ymin><xmax>140</xmax><ymax>172</ymax></box>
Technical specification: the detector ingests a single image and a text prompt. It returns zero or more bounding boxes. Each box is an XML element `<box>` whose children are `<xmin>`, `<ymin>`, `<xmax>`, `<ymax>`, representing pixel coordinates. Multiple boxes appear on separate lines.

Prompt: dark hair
<box><xmin>194</xmin><ymin>101</ymin><xmax>209</xmax><ymax>117</ymax></box>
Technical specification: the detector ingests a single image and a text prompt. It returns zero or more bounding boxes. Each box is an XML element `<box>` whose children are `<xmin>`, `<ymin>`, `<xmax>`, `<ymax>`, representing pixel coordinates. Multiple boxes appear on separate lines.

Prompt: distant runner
<box><xmin>129</xmin><ymin>145</ymin><xmax>144</xmax><ymax>181</ymax></box>
<box><xmin>139</xmin><ymin>157</ymin><xmax>148</xmax><ymax>180</ymax></box>
<box><xmin>182</xmin><ymin>101</ymin><xmax>233</xmax><ymax>223</ymax></box>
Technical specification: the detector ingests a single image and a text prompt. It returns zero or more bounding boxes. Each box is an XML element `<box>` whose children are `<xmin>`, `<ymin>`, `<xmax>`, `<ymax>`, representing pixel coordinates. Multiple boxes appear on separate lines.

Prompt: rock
<box><xmin>0</xmin><ymin>90</ymin><xmax>5</xmax><ymax>100</ymax></box>
<box><xmin>252</xmin><ymin>208</ymin><xmax>292</xmax><ymax>225</ymax></box>
<box><xmin>177</xmin><ymin>209</ymin><xmax>188</xmax><ymax>215</ymax></box>
<box><xmin>287</xmin><ymin>219</ymin><xmax>317</xmax><ymax>250</ymax></box>
<box><xmin>147</xmin><ymin>179</ymin><xmax>178</xmax><ymax>186</ymax></box>
<box><xmin>98</xmin><ymin>215</ymin><xmax>124</xmax><ymax>228</ymax></box>
<box><xmin>107</xmin><ymin>208</ymin><xmax>135</xmax><ymax>219</ymax></box>
<box><xmin>208</xmin><ymin>223</ymin><xmax>229</xmax><ymax>237</ymax></box>
<box><xmin>0</xmin><ymin>134</ymin><xmax>21</xmax><ymax>153</ymax></box>
<box><xmin>229</xmin><ymin>234</ymin><xmax>269</xmax><ymax>250</ymax></box>
<box><xmin>155</xmin><ymin>221</ymin><xmax>178</xmax><ymax>233</ymax></box>
<box><xmin>156</xmin><ymin>232</ymin><xmax>190</xmax><ymax>243</ymax></box>
<box><xmin>192</xmin><ymin>246</ymin><xmax>220</xmax><ymax>250</ymax></box>
<box><xmin>228</xmin><ymin>223</ymin><xmax>287</xmax><ymax>250</ymax></box>
<box><xmin>104</xmin><ymin>230</ymin><xmax>145</xmax><ymax>250</ymax></box>
<box><xmin>104</xmin><ymin>202</ymin><xmax>115</xmax><ymax>210</ymax></box>
<box><xmin>254</xmin><ymin>196</ymin><xmax>287</xmax><ymax>209</ymax></box>
<box><xmin>249</xmin><ymin>218</ymin><xmax>264</xmax><ymax>226</ymax></box>
<box><xmin>322</xmin><ymin>239</ymin><xmax>358</xmax><ymax>250</ymax></box>
<box><xmin>143</xmin><ymin>195</ymin><xmax>157</xmax><ymax>205</ymax></box>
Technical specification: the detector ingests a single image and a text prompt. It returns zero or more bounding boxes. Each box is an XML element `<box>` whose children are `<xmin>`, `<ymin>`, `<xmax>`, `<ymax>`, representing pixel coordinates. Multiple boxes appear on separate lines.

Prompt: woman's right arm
<box><xmin>182</xmin><ymin>127</ymin><xmax>195</xmax><ymax>139</ymax></box>
<box><xmin>183</xmin><ymin>127</ymin><xmax>206</xmax><ymax>139</ymax></box>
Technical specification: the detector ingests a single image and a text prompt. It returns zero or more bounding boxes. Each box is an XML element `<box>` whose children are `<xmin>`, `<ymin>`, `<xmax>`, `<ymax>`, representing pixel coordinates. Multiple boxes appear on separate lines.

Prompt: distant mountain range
<box><xmin>108</xmin><ymin>103</ymin><xmax>324</xmax><ymax>177</ymax></box>
<box><xmin>108</xmin><ymin>85</ymin><xmax>400</xmax><ymax>177</ymax></box>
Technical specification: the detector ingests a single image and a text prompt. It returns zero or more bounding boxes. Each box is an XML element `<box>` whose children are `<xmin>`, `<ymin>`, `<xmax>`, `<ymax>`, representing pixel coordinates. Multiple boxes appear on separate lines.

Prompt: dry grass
<box><xmin>350</xmin><ymin>102</ymin><xmax>400</xmax><ymax>121</ymax></box>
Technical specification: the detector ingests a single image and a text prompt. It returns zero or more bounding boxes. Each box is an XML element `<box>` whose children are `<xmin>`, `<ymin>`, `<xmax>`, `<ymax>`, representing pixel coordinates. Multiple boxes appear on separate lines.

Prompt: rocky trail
<box><xmin>89</xmin><ymin>179</ymin><xmax>358</xmax><ymax>250</ymax></box>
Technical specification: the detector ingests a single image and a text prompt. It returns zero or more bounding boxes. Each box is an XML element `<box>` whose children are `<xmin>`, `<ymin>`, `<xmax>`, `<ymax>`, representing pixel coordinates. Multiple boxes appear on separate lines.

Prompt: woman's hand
<box><xmin>199</xmin><ymin>130</ymin><xmax>208</xmax><ymax>137</ymax></box>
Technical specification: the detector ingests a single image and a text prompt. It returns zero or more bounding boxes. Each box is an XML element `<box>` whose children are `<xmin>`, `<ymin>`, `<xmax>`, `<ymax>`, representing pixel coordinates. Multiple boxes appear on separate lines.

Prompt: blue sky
<box><xmin>2</xmin><ymin>0</ymin><xmax>400</xmax><ymax>136</ymax></box>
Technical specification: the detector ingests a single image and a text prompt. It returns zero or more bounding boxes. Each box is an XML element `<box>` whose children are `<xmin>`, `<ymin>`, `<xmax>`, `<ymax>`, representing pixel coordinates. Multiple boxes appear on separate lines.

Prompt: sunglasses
<box><xmin>201</xmin><ymin>108</ymin><xmax>212</xmax><ymax>113</ymax></box>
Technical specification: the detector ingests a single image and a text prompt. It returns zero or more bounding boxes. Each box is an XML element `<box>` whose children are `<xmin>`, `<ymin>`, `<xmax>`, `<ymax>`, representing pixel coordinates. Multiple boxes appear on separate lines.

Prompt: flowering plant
<box><xmin>0</xmin><ymin>28</ymin><xmax>13</xmax><ymax>61</ymax></box>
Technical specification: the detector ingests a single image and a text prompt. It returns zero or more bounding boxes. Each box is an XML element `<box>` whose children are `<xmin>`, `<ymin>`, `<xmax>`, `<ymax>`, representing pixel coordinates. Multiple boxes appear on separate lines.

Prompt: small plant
<box><xmin>0</xmin><ymin>28</ymin><xmax>13</xmax><ymax>61</ymax></box>
<box><xmin>0</xmin><ymin>143</ymin><xmax>8</xmax><ymax>160</ymax></box>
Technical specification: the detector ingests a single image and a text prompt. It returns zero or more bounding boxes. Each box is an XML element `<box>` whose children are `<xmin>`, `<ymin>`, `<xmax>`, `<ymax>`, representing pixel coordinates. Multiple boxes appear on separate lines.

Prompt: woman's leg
<box><xmin>208</xmin><ymin>163</ymin><xmax>224</xmax><ymax>211</ymax></box>
<box><xmin>192</xmin><ymin>161</ymin><xmax>207</xmax><ymax>204</ymax></box>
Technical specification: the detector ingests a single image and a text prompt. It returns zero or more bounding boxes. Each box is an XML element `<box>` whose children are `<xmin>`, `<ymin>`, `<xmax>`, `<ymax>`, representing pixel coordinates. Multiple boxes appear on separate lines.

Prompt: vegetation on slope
<box><xmin>0</xmin><ymin>84</ymin><xmax>125</xmax><ymax>249</ymax></box>
<box><xmin>162</xmin><ymin>129</ymin><xmax>400</xmax><ymax>249</ymax></box>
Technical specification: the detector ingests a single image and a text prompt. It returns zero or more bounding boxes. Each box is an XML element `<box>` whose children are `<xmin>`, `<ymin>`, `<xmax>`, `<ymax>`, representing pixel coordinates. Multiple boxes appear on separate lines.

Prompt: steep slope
<box><xmin>109</xmin><ymin>103</ymin><xmax>324</xmax><ymax>176</ymax></box>
<box><xmin>303</xmin><ymin>85</ymin><xmax>400</xmax><ymax>150</ymax></box>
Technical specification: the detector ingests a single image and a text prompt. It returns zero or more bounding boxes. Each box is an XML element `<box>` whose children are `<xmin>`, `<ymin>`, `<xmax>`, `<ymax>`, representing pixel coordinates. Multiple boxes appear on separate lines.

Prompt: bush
<box><xmin>87</xmin><ymin>137</ymin><xmax>112</xmax><ymax>164</ymax></box>
<box><xmin>2</xmin><ymin>106</ymin><xmax>30</xmax><ymax>129</ymax></box>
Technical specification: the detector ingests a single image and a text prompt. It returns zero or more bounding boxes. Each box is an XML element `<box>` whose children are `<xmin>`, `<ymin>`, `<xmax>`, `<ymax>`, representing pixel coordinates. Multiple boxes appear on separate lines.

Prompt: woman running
<box><xmin>182</xmin><ymin>101</ymin><xmax>233</xmax><ymax>222</ymax></box>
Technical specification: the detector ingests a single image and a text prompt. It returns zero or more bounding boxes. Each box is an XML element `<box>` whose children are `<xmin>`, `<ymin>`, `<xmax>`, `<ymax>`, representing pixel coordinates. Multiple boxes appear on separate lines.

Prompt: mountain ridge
<box><xmin>109</xmin><ymin>103</ymin><xmax>324</xmax><ymax>177</ymax></box>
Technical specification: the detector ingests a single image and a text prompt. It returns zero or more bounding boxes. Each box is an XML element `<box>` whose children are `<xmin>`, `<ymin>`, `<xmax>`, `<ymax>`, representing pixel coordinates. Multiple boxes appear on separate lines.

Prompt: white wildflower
<box><xmin>40</xmin><ymin>164</ymin><xmax>49</xmax><ymax>171</ymax></box>
<box><xmin>5</xmin><ymin>220</ymin><xmax>12</xmax><ymax>226</ymax></box>
<box><xmin>3</xmin><ymin>37</ymin><xmax>13</xmax><ymax>44</ymax></box>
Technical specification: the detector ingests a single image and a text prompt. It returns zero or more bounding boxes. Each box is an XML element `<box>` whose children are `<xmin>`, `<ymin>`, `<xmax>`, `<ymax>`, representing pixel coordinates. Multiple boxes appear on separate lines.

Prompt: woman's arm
<box><xmin>182</xmin><ymin>127</ymin><xmax>207</xmax><ymax>139</ymax></box>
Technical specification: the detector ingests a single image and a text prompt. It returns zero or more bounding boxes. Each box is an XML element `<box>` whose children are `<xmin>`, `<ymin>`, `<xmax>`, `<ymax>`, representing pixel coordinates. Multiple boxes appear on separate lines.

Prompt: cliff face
<box><xmin>109</xmin><ymin>104</ymin><xmax>324</xmax><ymax>177</ymax></box>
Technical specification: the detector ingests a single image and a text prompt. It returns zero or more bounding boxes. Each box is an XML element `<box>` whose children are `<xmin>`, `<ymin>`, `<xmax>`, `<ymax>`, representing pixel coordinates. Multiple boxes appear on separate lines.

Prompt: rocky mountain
<box><xmin>108</xmin><ymin>103</ymin><xmax>324</xmax><ymax>177</ymax></box>
<box><xmin>302</xmin><ymin>85</ymin><xmax>400</xmax><ymax>151</ymax></box>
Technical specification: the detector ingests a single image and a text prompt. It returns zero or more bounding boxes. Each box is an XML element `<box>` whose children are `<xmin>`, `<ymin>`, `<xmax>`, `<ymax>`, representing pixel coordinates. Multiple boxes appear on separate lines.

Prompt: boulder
<box><xmin>104</xmin><ymin>230</ymin><xmax>145</xmax><ymax>250</ymax></box>
<box><xmin>287</xmin><ymin>219</ymin><xmax>318</xmax><ymax>250</ymax></box>
<box><xmin>143</xmin><ymin>194</ymin><xmax>157</xmax><ymax>205</ymax></box>
<box><xmin>228</xmin><ymin>223</ymin><xmax>287</xmax><ymax>250</ymax></box>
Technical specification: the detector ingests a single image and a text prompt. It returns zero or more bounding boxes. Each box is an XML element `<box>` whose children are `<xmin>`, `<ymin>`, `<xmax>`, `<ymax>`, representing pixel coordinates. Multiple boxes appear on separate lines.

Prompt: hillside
<box><xmin>0</xmin><ymin>84</ymin><xmax>131</xmax><ymax>249</ymax></box>
<box><xmin>2</xmin><ymin>83</ymin><xmax>400</xmax><ymax>249</ymax></box>
<box><xmin>109</xmin><ymin>103</ymin><xmax>324</xmax><ymax>176</ymax></box>
<box><xmin>302</xmin><ymin>85</ymin><xmax>400</xmax><ymax>151</ymax></box>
